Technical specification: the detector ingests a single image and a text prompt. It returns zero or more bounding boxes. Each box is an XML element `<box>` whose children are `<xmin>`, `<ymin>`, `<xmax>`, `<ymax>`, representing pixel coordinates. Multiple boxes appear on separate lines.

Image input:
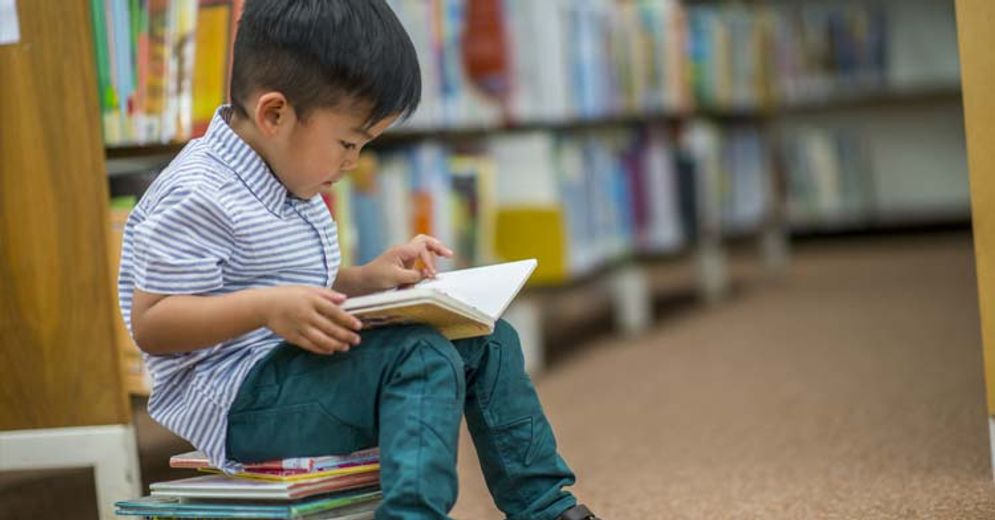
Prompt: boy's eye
<box><xmin>340</xmin><ymin>141</ymin><xmax>357</xmax><ymax>151</ymax></box>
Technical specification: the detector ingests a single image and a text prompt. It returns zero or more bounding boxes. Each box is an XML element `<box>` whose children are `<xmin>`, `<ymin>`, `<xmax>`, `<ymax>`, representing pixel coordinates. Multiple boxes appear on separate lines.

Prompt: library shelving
<box><xmin>94</xmin><ymin>0</ymin><xmax>967</xmax><ymax>385</ymax></box>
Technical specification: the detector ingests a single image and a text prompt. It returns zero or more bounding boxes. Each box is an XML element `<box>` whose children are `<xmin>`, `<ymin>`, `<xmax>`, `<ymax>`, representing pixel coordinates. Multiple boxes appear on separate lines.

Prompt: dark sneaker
<box><xmin>557</xmin><ymin>504</ymin><xmax>601</xmax><ymax>520</ymax></box>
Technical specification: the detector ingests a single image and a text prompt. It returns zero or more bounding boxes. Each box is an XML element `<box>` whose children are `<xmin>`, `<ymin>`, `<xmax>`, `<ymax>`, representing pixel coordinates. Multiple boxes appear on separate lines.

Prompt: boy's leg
<box><xmin>452</xmin><ymin>319</ymin><xmax>578</xmax><ymax>520</ymax></box>
<box><xmin>227</xmin><ymin>325</ymin><xmax>465</xmax><ymax>520</ymax></box>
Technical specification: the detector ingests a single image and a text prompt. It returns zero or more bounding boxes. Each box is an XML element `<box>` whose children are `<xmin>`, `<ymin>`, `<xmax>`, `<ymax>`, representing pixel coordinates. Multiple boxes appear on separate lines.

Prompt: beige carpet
<box><xmin>2</xmin><ymin>233</ymin><xmax>990</xmax><ymax>519</ymax></box>
<box><xmin>451</xmin><ymin>233</ymin><xmax>995</xmax><ymax>519</ymax></box>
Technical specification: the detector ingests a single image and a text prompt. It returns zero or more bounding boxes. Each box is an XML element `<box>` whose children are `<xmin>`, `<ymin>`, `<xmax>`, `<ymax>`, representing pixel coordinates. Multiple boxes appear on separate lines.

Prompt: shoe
<box><xmin>557</xmin><ymin>504</ymin><xmax>601</xmax><ymax>520</ymax></box>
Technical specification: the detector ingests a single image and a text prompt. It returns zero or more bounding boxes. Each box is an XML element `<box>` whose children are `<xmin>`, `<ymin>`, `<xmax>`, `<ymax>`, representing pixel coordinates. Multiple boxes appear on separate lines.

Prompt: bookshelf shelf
<box><xmin>103</xmin><ymin>84</ymin><xmax>963</xmax><ymax>163</ymax></box>
<box><xmin>91</xmin><ymin>0</ymin><xmax>968</xmax><ymax>379</ymax></box>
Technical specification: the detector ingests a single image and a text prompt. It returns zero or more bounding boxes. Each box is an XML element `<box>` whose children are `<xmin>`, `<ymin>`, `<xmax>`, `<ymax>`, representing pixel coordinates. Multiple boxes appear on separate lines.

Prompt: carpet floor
<box><xmin>2</xmin><ymin>232</ymin><xmax>990</xmax><ymax>519</ymax></box>
<box><xmin>451</xmin><ymin>232</ymin><xmax>995</xmax><ymax>519</ymax></box>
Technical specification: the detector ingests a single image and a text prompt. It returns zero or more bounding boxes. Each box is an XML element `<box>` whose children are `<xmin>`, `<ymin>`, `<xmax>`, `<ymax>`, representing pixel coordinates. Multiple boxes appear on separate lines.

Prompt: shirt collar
<box><xmin>203</xmin><ymin>105</ymin><xmax>289</xmax><ymax>216</ymax></box>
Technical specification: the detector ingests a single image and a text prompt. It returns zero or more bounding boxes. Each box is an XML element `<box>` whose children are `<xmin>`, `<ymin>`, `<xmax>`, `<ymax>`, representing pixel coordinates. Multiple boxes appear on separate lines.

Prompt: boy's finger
<box><xmin>425</xmin><ymin>237</ymin><xmax>454</xmax><ymax>258</ymax></box>
<box><xmin>330</xmin><ymin>305</ymin><xmax>364</xmax><ymax>333</ymax></box>
<box><xmin>314</xmin><ymin>315</ymin><xmax>362</xmax><ymax>346</ymax></box>
<box><xmin>419</xmin><ymin>249</ymin><xmax>437</xmax><ymax>276</ymax></box>
<box><xmin>395</xmin><ymin>266</ymin><xmax>423</xmax><ymax>286</ymax></box>
<box><xmin>304</xmin><ymin>326</ymin><xmax>350</xmax><ymax>353</ymax></box>
<box><xmin>296</xmin><ymin>336</ymin><xmax>333</xmax><ymax>356</ymax></box>
<box><xmin>315</xmin><ymin>288</ymin><xmax>347</xmax><ymax>304</ymax></box>
<box><xmin>315</xmin><ymin>298</ymin><xmax>363</xmax><ymax>330</ymax></box>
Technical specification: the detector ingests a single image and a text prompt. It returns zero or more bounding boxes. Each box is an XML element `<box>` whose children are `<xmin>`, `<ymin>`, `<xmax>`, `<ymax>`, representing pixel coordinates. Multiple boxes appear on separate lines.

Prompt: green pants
<box><xmin>227</xmin><ymin>320</ymin><xmax>577</xmax><ymax>520</ymax></box>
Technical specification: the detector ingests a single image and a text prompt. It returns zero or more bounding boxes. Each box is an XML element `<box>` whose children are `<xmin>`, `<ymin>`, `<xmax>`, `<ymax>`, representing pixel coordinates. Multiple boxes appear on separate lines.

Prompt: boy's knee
<box><xmin>491</xmin><ymin>319</ymin><xmax>527</xmax><ymax>369</ymax></box>
<box><xmin>390</xmin><ymin>325</ymin><xmax>465</xmax><ymax>396</ymax></box>
<box><xmin>492</xmin><ymin>319</ymin><xmax>520</xmax><ymax>345</ymax></box>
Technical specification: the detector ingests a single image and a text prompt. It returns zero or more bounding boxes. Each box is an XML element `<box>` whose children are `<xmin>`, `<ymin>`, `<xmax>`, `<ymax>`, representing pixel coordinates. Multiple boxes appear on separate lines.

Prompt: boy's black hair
<box><xmin>230</xmin><ymin>0</ymin><xmax>421</xmax><ymax>127</ymax></box>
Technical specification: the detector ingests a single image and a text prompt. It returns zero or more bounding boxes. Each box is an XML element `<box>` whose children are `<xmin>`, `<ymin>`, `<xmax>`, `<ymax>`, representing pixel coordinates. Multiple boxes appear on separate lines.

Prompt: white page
<box><xmin>0</xmin><ymin>0</ymin><xmax>20</xmax><ymax>45</ymax></box>
<box><xmin>414</xmin><ymin>259</ymin><xmax>537</xmax><ymax>319</ymax></box>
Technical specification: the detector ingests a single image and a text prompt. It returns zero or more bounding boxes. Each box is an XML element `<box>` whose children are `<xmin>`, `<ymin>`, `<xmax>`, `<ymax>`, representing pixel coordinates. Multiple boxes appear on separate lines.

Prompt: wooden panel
<box><xmin>0</xmin><ymin>0</ymin><xmax>129</xmax><ymax>428</ymax></box>
<box><xmin>956</xmin><ymin>0</ymin><xmax>995</xmax><ymax>414</ymax></box>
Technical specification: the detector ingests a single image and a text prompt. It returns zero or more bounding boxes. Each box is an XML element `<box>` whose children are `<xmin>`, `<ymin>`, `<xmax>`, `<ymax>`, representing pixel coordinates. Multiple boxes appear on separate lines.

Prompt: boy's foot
<box><xmin>557</xmin><ymin>504</ymin><xmax>601</xmax><ymax>520</ymax></box>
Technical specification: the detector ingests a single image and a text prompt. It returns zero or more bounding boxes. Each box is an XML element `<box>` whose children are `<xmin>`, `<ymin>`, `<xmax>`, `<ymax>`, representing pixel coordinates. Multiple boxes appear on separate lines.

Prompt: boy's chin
<box><xmin>292</xmin><ymin>179</ymin><xmax>338</xmax><ymax>199</ymax></box>
<box><xmin>289</xmin><ymin>186</ymin><xmax>325</xmax><ymax>199</ymax></box>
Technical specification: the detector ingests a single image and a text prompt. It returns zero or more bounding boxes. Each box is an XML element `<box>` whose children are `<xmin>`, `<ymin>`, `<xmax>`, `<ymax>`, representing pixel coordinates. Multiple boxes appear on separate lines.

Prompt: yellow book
<box><xmin>192</xmin><ymin>0</ymin><xmax>232</xmax><ymax>136</ymax></box>
<box><xmin>199</xmin><ymin>463</ymin><xmax>380</xmax><ymax>483</ymax></box>
<box><xmin>494</xmin><ymin>208</ymin><xmax>568</xmax><ymax>286</ymax></box>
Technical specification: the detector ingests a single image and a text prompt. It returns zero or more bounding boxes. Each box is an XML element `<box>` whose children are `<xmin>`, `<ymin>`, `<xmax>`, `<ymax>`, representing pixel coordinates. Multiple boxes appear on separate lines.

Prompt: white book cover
<box><xmin>343</xmin><ymin>259</ymin><xmax>537</xmax><ymax>340</ymax></box>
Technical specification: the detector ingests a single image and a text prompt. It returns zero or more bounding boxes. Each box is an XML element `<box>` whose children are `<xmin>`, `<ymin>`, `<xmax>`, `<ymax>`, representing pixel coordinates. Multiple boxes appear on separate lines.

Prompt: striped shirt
<box><xmin>118</xmin><ymin>106</ymin><xmax>340</xmax><ymax>473</ymax></box>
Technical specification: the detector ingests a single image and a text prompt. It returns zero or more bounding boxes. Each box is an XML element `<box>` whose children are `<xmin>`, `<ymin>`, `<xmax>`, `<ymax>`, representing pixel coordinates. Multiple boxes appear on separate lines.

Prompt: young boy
<box><xmin>118</xmin><ymin>1</ymin><xmax>599</xmax><ymax>519</ymax></box>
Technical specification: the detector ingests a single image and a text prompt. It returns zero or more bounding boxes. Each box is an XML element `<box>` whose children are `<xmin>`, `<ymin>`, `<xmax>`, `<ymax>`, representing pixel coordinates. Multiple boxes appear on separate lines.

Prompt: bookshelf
<box><xmin>957</xmin><ymin>0</ymin><xmax>995</xmax><ymax>481</ymax></box>
<box><xmin>1</xmin><ymin>2</ymin><xmax>143</xmax><ymax>518</ymax></box>
<box><xmin>92</xmin><ymin>0</ymin><xmax>966</xmax><ymax>382</ymax></box>
<box><xmin>1</xmin><ymin>0</ymin><xmax>129</xmax><ymax>432</ymax></box>
<box><xmin>103</xmin><ymin>83</ymin><xmax>963</xmax><ymax>158</ymax></box>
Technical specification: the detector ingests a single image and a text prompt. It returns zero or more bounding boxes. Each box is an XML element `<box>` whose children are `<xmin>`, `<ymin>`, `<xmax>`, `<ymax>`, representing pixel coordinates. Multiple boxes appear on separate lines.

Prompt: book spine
<box><xmin>88</xmin><ymin>0</ymin><xmax>118</xmax><ymax>144</ymax></box>
<box><xmin>192</xmin><ymin>0</ymin><xmax>231</xmax><ymax>136</ymax></box>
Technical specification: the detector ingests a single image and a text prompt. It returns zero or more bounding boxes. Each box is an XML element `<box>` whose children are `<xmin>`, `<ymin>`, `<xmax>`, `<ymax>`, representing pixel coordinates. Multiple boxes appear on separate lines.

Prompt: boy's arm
<box><xmin>332</xmin><ymin>266</ymin><xmax>378</xmax><ymax>297</ymax></box>
<box><xmin>131</xmin><ymin>286</ymin><xmax>362</xmax><ymax>356</ymax></box>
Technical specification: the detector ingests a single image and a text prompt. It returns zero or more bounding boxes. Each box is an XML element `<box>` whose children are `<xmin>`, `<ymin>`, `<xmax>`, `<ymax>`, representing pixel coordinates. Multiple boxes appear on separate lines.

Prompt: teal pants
<box><xmin>227</xmin><ymin>320</ymin><xmax>577</xmax><ymax>520</ymax></box>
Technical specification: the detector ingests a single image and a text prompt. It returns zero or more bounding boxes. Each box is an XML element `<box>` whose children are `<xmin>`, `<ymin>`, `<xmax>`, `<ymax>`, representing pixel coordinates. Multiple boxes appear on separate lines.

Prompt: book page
<box><xmin>414</xmin><ymin>259</ymin><xmax>537</xmax><ymax>319</ymax></box>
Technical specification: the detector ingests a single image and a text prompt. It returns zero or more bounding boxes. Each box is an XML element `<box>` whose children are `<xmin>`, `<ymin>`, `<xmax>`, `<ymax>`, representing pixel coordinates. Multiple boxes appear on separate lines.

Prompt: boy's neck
<box><xmin>226</xmin><ymin>109</ymin><xmax>285</xmax><ymax>189</ymax></box>
<box><xmin>227</xmin><ymin>110</ymin><xmax>267</xmax><ymax>161</ymax></box>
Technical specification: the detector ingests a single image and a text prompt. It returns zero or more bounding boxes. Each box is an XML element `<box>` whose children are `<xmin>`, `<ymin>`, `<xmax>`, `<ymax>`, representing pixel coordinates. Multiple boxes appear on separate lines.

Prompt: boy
<box><xmin>118</xmin><ymin>1</ymin><xmax>600</xmax><ymax>519</ymax></box>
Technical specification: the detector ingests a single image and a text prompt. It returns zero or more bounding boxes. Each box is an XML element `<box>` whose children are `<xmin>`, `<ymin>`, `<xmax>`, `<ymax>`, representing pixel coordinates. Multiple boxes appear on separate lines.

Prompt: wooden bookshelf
<box><xmin>956</xmin><ymin>0</ymin><xmax>995</xmax><ymax>422</ymax></box>
<box><xmin>0</xmin><ymin>0</ymin><xmax>130</xmax><ymax>430</ymax></box>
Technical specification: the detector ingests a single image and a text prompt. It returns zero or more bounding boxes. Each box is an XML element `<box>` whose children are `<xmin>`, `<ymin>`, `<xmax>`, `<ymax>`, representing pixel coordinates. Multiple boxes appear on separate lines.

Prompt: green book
<box><xmin>115</xmin><ymin>489</ymin><xmax>381</xmax><ymax>519</ymax></box>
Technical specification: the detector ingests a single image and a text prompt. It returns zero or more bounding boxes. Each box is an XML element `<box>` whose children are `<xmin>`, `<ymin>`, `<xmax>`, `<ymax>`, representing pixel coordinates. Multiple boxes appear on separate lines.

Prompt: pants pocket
<box><xmin>227</xmin><ymin>402</ymin><xmax>372</xmax><ymax>463</ymax></box>
<box><xmin>493</xmin><ymin>415</ymin><xmax>541</xmax><ymax>469</ymax></box>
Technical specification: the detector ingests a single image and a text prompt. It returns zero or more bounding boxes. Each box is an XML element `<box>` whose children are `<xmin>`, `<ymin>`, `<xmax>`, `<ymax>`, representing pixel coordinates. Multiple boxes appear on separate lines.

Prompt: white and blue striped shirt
<box><xmin>118</xmin><ymin>106</ymin><xmax>340</xmax><ymax>473</ymax></box>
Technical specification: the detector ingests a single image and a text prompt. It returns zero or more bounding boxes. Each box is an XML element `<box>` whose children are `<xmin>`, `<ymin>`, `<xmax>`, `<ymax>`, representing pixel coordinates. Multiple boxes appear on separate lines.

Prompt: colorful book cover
<box><xmin>116</xmin><ymin>491</ymin><xmax>380</xmax><ymax>519</ymax></box>
<box><xmin>448</xmin><ymin>154</ymin><xmax>496</xmax><ymax>268</ymax></box>
<box><xmin>145</xmin><ymin>0</ymin><xmax>169</xmax><ymax>142</ymax></box>
<box><xmin>150</xmin><ymin>472</ymin><xmax>381</xmax><ymax>500</ymax></box>
<box><xmin>461</xmin><ymin>0</ymin><xmax>510</xmax><ymax>106</ymax></box>
<box><xmin>131</xmin><ymin>0</ymin><xmax>150</xmax><ymax>142</ymax></box>
<box><xmin>350</xmin><ymin>154</ymin><xmax>388</xmax><ymax>266</ymax></box>
<box><xmin>227</xmin><ymin>0</ymin><xmax>245</xmax><ymax>98</ymax></box>
<box><xmin>175</xmin><ymin>0</ymin><xmax>199</xmax><ymax>140</ymax></box>
<box><xmin>193</xmin><ymin>0</ymin><xmax>232</xmax><ymax>136</ymax></box>
<box><xmin>110</xmin><ymin>0</ymin><xmax>136</xmax><ymax>142</ymax></box>
<box><xmin>171</xmin><ymin>448</ymin><xmax>379</xmax><ymax>474</ymax></box>
<box><xmin>88</xmin><ymin>0</ymin><xmax>120</xmax><ymax>144</ymax></box>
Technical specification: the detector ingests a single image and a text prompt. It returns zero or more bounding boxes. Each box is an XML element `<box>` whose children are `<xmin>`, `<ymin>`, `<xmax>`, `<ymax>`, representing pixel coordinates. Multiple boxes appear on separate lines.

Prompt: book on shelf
<box><xmin>91</xmin><ymin>0</ymin><xmax>906</xmax><ymax>145</ymax></box>
<box><xmin>338</xmin><ymin>147</ymin><xmax>495</xmax><ymax>271</ymax></box>
<box><xmin>192</xmin><ymin>0</ymin><xmax>233</xmax><ymax>136</ymax></box>
<box><xmin>343</xmin><ymin>259</ymin><xmax>537</xmax><ymax>340</ymax></box>
<box><xmin>781</xmin><ymin>125</ymin><xmax>874</xmax><ymax>228</ymax></box>
<box><xmin>90</xmin><ymin>0</ymin><xmax>235</xmax><ymax>146</ymax></box>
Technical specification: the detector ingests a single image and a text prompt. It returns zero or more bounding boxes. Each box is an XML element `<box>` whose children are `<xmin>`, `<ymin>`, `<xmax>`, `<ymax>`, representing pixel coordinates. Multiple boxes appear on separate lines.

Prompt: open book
<box><xmin>343</xmin><ymin>259</ymin><xmax>537</xmax><ymax>340</ymax></box>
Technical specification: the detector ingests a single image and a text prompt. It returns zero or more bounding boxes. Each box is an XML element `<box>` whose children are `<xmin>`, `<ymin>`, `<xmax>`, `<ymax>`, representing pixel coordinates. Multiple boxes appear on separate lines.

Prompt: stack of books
<box><xmin>115</xmin><ymin>448</ymin><xmax>382</xmax><ymax>519</ymax></box>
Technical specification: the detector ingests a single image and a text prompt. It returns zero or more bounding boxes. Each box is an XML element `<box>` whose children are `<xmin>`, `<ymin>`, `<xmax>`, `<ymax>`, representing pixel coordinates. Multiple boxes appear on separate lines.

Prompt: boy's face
<box><xmin>251</xmin><ymin>94</ymin><xmax>398</xmax><ymax>200</ymax></box>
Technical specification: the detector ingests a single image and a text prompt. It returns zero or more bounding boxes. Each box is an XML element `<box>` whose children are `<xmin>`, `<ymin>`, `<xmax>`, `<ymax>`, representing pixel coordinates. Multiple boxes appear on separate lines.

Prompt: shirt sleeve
<box><xmin>130</xmin><ymin>185</ymin><xmax>234</xmax><ymax>295</ymax></box>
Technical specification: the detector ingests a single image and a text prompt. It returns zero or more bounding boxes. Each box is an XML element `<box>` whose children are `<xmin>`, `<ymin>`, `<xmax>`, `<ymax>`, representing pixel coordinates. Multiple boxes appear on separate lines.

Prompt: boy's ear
<box><xmin>254</xmin><ymin>92</ymin><xmax>294</xmax><ymax>136</ymax></box>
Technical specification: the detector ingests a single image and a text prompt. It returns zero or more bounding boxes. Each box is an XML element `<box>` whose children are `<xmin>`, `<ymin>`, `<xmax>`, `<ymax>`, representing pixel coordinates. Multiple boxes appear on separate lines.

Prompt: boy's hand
<box><xmin>263</xmin><ymin>286</ymin><xmax>363</xmax><ymax>355</ymax></box>
<box><xmin>362</xmin><ymin>234</ymin><xmax>454</xmax><ymax>292</ymax></box>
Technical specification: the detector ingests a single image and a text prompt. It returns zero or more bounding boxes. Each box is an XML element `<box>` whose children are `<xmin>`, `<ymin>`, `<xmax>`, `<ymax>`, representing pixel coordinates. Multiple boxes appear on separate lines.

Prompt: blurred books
<box><xmin>319</xmin><ymin>127</ymin><xmax>693</xmax><ymax>287</ymax></box>
<box><xmin>91</xmin><ymin>0</ymin><xmax>895</xmax><ymax>145</ymax></box>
